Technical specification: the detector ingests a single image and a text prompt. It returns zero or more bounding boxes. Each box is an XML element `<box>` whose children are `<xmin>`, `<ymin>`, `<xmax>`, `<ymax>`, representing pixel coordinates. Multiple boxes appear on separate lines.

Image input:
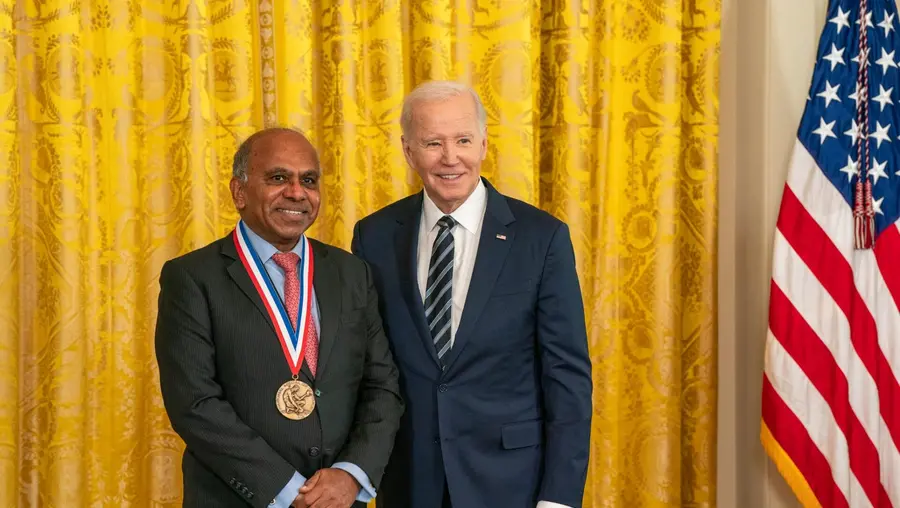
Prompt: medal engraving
<box><xmin>276</xmin><ymin>379</ymin><xmax>315</xmax><ymax>420</ymax></box>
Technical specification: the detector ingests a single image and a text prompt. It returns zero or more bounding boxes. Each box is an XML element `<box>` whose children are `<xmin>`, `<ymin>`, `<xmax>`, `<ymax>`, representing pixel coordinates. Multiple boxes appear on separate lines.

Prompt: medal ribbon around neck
<box><xmin>233</xmin><ymin>221</ymin><xmax>314</xmax><ymax>376</ymax></box>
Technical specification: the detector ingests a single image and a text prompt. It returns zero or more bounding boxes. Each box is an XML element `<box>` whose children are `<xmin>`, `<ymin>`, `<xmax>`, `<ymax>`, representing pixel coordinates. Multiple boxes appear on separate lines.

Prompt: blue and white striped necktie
<box><xmin>425</xmin><ymin>215</ymin><xmax>456</xmax><ymax>365</ymax></box>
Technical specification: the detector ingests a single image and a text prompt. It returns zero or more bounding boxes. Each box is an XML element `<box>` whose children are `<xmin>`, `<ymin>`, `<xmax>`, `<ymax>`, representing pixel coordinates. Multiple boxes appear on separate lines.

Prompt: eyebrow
<box><xmin>421</xmin><ymin>132</ymin><xmax>475</xmax><ymax>141</ymax></box>
<box><xmin>264</xmin><ymin>167</ymin><xmax>320</xmax><ymax>176</ymax></box>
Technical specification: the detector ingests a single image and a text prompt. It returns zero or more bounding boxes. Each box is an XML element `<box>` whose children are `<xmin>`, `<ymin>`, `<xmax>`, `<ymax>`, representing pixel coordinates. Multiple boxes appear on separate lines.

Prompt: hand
<box><xmin>290</xmin><ymin>493</ymin><xmax>308</xmax><ymax>508</ymax></box>
<box><xmin>298</xmin><ymin>468</ymin><xmax>360</xmax><ymax>508</ymax></box>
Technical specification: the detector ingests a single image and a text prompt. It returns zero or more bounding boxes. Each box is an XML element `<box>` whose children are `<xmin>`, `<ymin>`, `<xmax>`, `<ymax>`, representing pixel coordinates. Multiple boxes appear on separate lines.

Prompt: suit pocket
<box><xmin>492</xmin><ymin>278</ymin><xmax>534</xmax><ymax>297</ymax></box>
<box><xmin>501</xmin><ymin>419</ymin><xmax>543</xmax><ymax>449</ymax></box>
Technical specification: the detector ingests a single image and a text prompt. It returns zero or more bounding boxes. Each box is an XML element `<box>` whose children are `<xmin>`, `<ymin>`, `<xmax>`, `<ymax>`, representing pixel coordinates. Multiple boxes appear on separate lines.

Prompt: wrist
<box><xmin>333</xmin><ymin>467</ymin><xmax>361</xmax><ymax>488</ymax></box>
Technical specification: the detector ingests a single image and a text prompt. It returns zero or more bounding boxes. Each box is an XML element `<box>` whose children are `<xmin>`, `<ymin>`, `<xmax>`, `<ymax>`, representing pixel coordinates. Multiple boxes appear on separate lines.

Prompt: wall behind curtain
<box><xmin>0</xmin><ymin>0</ymin><xmax>720</xmax><ymax>506</ymax></box>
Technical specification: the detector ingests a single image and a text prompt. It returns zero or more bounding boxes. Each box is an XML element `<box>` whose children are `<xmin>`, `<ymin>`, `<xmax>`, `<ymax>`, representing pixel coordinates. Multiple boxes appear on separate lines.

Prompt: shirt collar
<box><xmin>422</xmin><ymin>178</ymin><xmax>487</xmax><ymax>235</ymax></box>
<box><xmin>241</xmin><ymin>220</ymin><xmax>305</xmax><ymax>263</ymax></box>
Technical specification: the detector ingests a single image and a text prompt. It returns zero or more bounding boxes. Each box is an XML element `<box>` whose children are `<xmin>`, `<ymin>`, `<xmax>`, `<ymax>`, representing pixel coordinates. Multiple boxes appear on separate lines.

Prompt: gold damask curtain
<box><xmin>0</xmin><ymin>0</ymin><xmax>720</xmax><ymax>506</ymax></box>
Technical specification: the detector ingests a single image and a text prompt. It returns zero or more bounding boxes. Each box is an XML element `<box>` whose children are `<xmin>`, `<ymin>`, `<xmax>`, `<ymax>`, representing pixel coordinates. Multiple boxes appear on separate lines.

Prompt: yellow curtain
<box><xmin>0</xmin><ymin>0</ymin><xmax>719</xmax><ymax>506</ymax></box>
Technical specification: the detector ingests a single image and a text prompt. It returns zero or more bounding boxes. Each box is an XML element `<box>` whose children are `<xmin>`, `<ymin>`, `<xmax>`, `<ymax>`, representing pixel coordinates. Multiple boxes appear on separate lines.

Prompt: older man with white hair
<box><xmin>351</xmin><ymin>80</ymin><xmax>593</xmax><ymax>508</ymax></box>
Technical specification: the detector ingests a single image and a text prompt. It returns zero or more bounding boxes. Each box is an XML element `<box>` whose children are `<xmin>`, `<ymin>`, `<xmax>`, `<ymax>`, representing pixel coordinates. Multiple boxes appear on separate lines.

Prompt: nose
<box><xmin>441</xmin><ymin>144</ymin><xmax>459</xmax><ymax>165</ymax></box>
<box><xmin>283</xmin><ymin>179</ymin><xmax>307</xmax><ymax>200</ymax></box>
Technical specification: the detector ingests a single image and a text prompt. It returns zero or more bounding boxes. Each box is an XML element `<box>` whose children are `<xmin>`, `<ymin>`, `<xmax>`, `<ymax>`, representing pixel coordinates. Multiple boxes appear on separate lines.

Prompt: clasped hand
<box><xmin>291</xmin><ymin>468</ymin><xmax>360</xmax><ymax>508</ymax></box>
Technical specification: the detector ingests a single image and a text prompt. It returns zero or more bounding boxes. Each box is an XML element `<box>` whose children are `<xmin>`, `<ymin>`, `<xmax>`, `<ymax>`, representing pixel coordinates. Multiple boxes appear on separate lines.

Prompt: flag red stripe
<box><xmin>778</xmin><ymin>185</ymin><xmax>900</xmax><ymax>451</ymax></box>
<box><xmin>874</xmin><ymin>223</ymin><xmax>900</xmax><ymax>314</ymax></box>
<box><xmin>762</xmin><ymin>376</ymin><xmax>849</xmax><ymax>508</ymax></box>
<box><xmin>769</xmin><ymin>281</ymin><xmax>890</xmax><ymax>506</ymax></box>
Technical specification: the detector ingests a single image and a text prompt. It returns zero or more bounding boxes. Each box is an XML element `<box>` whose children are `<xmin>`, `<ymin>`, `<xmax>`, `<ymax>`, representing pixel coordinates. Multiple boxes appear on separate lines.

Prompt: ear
<box><xmin>230</xmin><ymin>178</ymin><xmax>246</xmax><ymax>210</ymax></box>
<box><xmin>479</xmin><ymin>134</ymin><xmax>488</xmax><ymax>161</ymax></box>
<box><xmin>401</xmin><ymin>135</ymin><xmax>415</xmax><ymax>167</ymax></box>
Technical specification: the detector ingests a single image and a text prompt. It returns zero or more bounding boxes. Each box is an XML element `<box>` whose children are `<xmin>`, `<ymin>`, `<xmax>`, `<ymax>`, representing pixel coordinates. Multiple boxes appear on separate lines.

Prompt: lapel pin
<box><xmin>496</xmin><ymin>234</ymin><xmax>507</xmax><ymax>240</ymax></box>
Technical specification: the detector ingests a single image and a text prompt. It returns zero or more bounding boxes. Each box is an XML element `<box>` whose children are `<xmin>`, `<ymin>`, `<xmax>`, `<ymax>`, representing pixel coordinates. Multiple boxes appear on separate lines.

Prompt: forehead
<box><xmin>410</xmin><ymin>94</ymin><xmax>480</xmax><ymax>136</ymax></box>
<box><xmin>250</xmin><ymin>131</ymin><xmax>319</xmax><ymax>171</ymax></box>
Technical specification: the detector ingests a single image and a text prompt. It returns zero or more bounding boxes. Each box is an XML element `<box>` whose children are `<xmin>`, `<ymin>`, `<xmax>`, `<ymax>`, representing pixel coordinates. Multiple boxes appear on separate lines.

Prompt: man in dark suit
<box><xmin>351</xmin><ymin>81</ymin><xmax>593</xmax><ymax>508</ymax></box>
<box><xmin>155</xmin><ymin>128</ymin><xmax>403</xmax><ymax>508</ymax></box>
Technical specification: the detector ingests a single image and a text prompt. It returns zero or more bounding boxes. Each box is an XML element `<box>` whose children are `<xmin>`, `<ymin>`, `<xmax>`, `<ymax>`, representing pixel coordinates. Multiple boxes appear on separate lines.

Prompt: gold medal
<box><xmin>275</xmin><ymin>379</ymin><xmax>316</xmax><ymax>420</ymax></box>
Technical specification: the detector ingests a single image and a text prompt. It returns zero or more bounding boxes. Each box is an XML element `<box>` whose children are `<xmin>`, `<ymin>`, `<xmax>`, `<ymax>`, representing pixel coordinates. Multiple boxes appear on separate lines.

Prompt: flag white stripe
<box><xmin>772</xmin><ymin>229</ymin><xmax>881</xmax><ymax>445</ymax></box>
<box><xmin>790</xmin><ymin>143</ymin><xmax>900</xmax><ymax>387</ymax></box>
<box><xmin>781</xmin><ymin>141</ymin><xmax>900</xmax><ymax>504</ymax></box>
<box><xmin>765</xmin><ymin>331</ymin><xmax>862</xmax><ymax>505</ymax></box>
<box><xmin>851</xmin><ymin>248</ymin><xmax>900</xmax><ymax>508</ymax></box>
<box><xmin>785</xmin><ymin>142</ymin><xmax>855</xmax><ymax>258</ymax></box>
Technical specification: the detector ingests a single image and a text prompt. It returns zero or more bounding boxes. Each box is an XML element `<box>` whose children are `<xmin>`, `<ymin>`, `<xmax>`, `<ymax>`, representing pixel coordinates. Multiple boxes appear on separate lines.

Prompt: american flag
<box><xmin>761</xmin><ymin>0</ymin><xmax>900</xmax><ymax>506</ymax></box>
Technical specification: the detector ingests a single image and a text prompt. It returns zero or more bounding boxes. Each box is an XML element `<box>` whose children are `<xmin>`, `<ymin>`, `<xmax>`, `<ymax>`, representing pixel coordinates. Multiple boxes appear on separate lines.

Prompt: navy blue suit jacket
<box><xmin>351</xmin><ymin>179</ymin><xmax>592</xmax><ymax>508</ymax></box>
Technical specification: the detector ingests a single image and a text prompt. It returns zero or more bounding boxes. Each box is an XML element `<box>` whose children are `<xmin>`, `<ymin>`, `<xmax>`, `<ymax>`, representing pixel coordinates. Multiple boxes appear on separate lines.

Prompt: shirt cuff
<box><xmin>271</xmin><ymin>471</ymin><xmax>306</xmax><ymax>508</ymax></box>
<box><xmin>332</xmin><ymin>462</ymin><xmax>376</xmax><ymax>502</ymax></box>
<box><xmin>537</xmin><ymin>501</ymin><xmax>573</xmax><ymax>508</ymax></box>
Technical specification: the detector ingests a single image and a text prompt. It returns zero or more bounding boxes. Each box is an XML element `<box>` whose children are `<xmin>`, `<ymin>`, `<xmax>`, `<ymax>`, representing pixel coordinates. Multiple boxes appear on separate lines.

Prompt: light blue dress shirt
<box><xmin>242</xmin><ymin>224</ymin><xmax>376</xmax><ymax>507</ymax></box>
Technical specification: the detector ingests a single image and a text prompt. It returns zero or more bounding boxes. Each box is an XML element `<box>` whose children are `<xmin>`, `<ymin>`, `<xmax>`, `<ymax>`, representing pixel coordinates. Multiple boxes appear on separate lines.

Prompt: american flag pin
<box><xmin>496</xmin><ymin>234</ymin><xmax>507</xmax><ymax>240</ymax></box>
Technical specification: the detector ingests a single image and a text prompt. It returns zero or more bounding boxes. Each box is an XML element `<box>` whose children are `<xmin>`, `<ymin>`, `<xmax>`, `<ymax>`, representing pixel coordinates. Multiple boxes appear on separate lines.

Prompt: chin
<box><xmin>271</xmin><ymin>223</ymin><xmax>305</xmax><ymax>238</ymax></box>
<box><xmin>446</xmin><ymin>191</ymin><xmax>469</xmax><ymax>202</ymax></box>
<box><xmin>436</xmin><ymin>178</ymin><xmax>471</xmax><ymax>191</ymax></box>
<box><xmin>442</xmin><ymin>182</ymin><xmax>474</xmax><ymax>196</ymax></box>
<box><xmin>288</xmin><ymin>225</ymin><xmax>310</xmax><ymax>237</ymax></box>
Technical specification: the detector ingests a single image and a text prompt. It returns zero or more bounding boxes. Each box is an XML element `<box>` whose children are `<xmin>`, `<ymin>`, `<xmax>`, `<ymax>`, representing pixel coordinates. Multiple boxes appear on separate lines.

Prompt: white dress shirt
<box><xmin>416</xmin><ymin>179</ymin><xmax>487</xmax><ymax>347</ymax></box>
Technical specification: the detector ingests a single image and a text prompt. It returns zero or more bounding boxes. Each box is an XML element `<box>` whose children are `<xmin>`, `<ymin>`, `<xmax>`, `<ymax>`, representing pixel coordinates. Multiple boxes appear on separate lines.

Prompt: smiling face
<box><xmin>402</xmin><ymin>92</ymin><xmax>487</xmax><ymax>214</ymax></box>
<box><xmin>230</xmin><ymin>130</ymin><xmax>321</xmax><ymax>251</ymax></box>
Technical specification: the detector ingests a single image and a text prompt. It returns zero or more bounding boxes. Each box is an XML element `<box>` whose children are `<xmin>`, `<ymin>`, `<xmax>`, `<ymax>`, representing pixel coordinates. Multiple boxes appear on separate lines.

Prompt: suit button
<box><xmin>309</xmin><ymin>446</ymin><xmax>320</xmax><ymax>457</ymax></box>
<box><xmin>315</xmin><ymin>389</ymin><xmax>321</xmax><ymax>397</ymax></box>
<box><xmin>433</xmin><ymin>438</ymin><xmax>440</xmax><ymax>444</ymax></box>
<box><xmin>438</xmin><ymin>384</ymin><xmax>448</xmax><ymax>392</ymax></box>
<box><xmin>248</xmin><ymin>492</ymin><xmax>254</xmax><ymax>500</ymax></box>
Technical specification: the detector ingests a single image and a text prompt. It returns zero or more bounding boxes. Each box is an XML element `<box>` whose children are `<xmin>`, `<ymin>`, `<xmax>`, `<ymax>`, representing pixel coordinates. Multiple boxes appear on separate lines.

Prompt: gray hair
<box><xmin>400</xmin><ymin>80</ymin><xmax>487</xmax><ymax>137</ymax></box>
<box><xmin>232</xmin><ymin>127</ymin><xmax>308</xmax><ymax>182</ymax></box>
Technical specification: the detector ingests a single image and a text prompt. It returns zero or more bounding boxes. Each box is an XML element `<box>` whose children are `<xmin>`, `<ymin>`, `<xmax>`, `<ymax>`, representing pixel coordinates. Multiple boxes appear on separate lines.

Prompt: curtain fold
<box><xmin>0</xmin><ymin>0</ymin><xmax>719</xmax><ymax>506</ymax></box>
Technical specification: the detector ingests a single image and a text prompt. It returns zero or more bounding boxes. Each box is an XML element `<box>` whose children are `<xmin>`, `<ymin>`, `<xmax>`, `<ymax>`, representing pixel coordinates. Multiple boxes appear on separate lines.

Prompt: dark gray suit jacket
<box><xmin>155</xmin><ymin>233</ymin><xmax>404</xmax><ymax>507</ymax></box>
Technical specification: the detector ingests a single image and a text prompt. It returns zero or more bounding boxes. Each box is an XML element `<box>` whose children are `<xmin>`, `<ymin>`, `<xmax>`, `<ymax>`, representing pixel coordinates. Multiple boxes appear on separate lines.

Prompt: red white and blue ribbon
<box><xmin>232</xmin><ymin>221</ymin><xmax>314</xmax><ymax>376</ymax></box>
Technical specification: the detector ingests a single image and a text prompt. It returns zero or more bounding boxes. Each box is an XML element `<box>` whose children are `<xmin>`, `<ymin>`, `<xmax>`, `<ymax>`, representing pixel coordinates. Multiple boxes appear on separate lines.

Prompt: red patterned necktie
<box><xmin>272</xmin><ymin>252</ymin><xmax>318</xmax><ymax>377</ymax></box>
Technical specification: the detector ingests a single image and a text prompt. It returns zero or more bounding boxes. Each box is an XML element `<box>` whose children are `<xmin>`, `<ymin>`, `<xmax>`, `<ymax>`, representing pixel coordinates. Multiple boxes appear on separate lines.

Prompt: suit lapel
<box><xmin>310</xmin><ymin>240</ymin><xmax>340</xmax><ymax>380</ymax></box>
<box><xmin>222</xmin><ymin>233</ymin><xmax>275</xmax><ymax>334</ymax></box>
<box><xmin>394</xmin><ymin>193</ymin><xmax>442</xmax><ymax>367</ymax></box>
<box><xmin>442</xmin><ymin>181</ymin><xmax>515</xmax><ymax>371</ymax></box>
